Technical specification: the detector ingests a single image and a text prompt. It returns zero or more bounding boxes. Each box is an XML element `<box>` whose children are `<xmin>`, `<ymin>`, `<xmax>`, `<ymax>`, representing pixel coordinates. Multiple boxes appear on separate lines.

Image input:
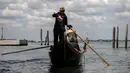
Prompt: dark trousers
<box><xmin>53</xmin><ymin>29</ymin><xmax>64</xmax><ymax>48</ymax></box>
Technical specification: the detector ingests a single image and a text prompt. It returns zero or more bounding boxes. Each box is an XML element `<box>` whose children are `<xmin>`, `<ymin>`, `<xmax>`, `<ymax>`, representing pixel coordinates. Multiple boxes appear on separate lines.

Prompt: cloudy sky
<box><xmin>0</xmin><ymin>0</ymin><xmax>130</xmax><ymax>41</ymax></box>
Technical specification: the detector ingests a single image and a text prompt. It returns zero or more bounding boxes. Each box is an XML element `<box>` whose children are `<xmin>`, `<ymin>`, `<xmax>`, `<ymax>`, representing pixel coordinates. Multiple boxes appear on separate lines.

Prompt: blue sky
<box><xmin>0</xmin><ymin>0</ymin><xmax>130</xmax><ymax>41</ymax></box>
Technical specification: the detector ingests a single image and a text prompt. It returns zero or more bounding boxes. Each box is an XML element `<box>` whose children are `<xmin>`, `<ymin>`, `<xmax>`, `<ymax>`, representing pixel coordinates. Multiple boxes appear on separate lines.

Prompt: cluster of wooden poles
<box><xmin>40</xmin><ymin>29</ymin><xmax>49</xmax><ymax>45</ymax></box>
<box><xmin>112</xmin><ymin>24</ymin><xmax>129</xmax><ymax>49</ymax></box>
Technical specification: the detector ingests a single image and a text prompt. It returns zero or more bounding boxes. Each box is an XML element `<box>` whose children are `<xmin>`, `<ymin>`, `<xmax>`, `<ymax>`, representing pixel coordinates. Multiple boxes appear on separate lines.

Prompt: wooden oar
<box><xmin>1</xmin><ymin>45</ymin><xmax>52</xmax><ymax>55</ymax></box>
<box><xmin>71</xmin><ymin>29</ymin><xmax>110</xmax><ymax>66</ymax></box>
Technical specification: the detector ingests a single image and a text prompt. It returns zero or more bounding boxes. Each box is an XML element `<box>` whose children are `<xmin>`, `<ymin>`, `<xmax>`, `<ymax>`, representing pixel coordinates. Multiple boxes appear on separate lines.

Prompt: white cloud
<box><xmin>33</xmin><ymin>9</ymin><xmax>55</xmax><ymax>17</ymax></box>
<box><xmin>2</xmin><ymin>7</ymin><xmax>24</xmax><ymax>16</ymax></box>
<box><xmin>0</xmin><ymin>0</ymin><xmax>18</xmax><ymax>4</ymax></box>
<box><xmin>0</xmin><ymin>19</ymin><xmax>16</xmax><ymax>24</ymax></box>
<box><xmin>93</xmin><ymin>16</ymin><xmax>106</xmax><ymax>24</ymax></box>
<box><xmin>27</xmin><ymin>0</ymin><xmax>47</xmax><ymax>9</ymax></box>
<box><xmin>66</xmin><ymin>0</ymin><xmax>86</xmax><ymax>12</ymax></box>
<box><xmin>116</xmin><ymin>11</ymin><xmax>130</xmax><ymax>17</ymax></box>
<box><xmin>8</xmin><ymin>3</ymin><xmax>28</xmax><ymax>10</ymax></box>
<box><xmin>87</xmin><ymin>0</ymin><xmax>100</xmax><ymax>5</ymax></box>
<box><xmin>0</xmin><ymin>4</ymin><xmax>8</xmax><ymax>10</ymax></box>
<box><xmin>27</xmin><ymin>15</ymin><xmax>41</xmax><ymax>21</ymax></box>
<box><xmin>27</xmin><ymin>14</ymin><xmax>53</xmax><ymax>28</ymax></box>
<box><xmin>125</xmin><ymin>1</ymin><xmax>130</xmax><ymax>11</ymax></box>
<box><xmin>103</xmin><ymin>0</ymin><xmax>108</xmax><ymax>4</ymax></box>
<box><xmin>67</xmin><ymin>12</ymin><xmax>82</xmax><ymax>20</ymax></box>
<box><xmin>11</xmin><ymin>23</ymin><xmax>22</xmax><ymax>27</ymax></box>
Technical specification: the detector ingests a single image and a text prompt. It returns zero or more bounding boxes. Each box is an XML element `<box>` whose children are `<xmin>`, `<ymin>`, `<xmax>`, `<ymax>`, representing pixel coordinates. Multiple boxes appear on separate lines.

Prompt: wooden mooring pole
<box><xmin>40</xmin><ymin>29</ymin><xmax>43</xmax><ymax>45</ymax></box>
<box><xmin>112</xmin><ymin>27</ymin><xmax>116</xmax><ymax>48</ymax></box>
<box><xmin>1</xmin><ymin>27</ymin><xmax>3</xmax><ymax>40</ymax></box>
<box><xmin>44</xmin><ymin>30</ymin><xmax>49</xmax><ymax>45</ymax></box>
<box><xmin>125</xmin><ymin>24</ymin><xmax>128</xmax><ymax>49</ymax></box>
<box><xmin>47</xmin><ymin>30</ymin><xmax>49</xmax><ymax>45</ymax></box>
<box><xmin>116</xmin><ymin>26</ymin><xmax>119</xmax><ymax>48</ymax></box>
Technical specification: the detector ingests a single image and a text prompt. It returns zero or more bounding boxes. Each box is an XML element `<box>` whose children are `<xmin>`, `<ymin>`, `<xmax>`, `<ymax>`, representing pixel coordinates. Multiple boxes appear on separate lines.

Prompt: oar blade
<box><xmin>103</xmin><ymin>59</ymin><xmax>110</xmax><ymax>66</ymax></box>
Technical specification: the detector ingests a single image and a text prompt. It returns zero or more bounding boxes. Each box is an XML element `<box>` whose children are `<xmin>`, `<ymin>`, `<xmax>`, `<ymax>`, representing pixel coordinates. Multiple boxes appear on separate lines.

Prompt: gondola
<box><xmin>49</xmin><ymin>36</ymin><xmax>86</xmax><ymax>67</ymax></box>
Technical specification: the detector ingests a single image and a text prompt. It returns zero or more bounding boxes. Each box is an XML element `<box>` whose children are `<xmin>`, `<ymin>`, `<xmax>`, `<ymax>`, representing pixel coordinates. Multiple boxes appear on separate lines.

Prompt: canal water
<box><xmin>0</xmin><ymin>41</ymin><xmax>130</xmax><ymax>73</ymax></box>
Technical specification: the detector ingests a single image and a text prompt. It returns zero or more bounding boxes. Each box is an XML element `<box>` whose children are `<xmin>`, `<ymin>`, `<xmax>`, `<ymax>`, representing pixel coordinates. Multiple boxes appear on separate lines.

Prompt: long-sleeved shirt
<box><xmin>52</xmin><ymin>12</ymin><xmax>68</xmax><ymax>31</ymax></box>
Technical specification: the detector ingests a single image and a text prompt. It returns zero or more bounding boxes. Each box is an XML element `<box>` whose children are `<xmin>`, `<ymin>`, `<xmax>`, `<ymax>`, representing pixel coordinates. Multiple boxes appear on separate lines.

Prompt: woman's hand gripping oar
<box><xmin>70</xmin><ymin>28</ymin><xmax>110</xmax><ymax>66</ymax></box>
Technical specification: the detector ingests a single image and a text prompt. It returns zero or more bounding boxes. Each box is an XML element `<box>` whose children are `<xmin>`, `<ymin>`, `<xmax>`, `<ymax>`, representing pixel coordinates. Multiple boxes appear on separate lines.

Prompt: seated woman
<box><xmin>65</xmin><ymin>25</ymin><xmax>87</xmax><ymax>54</ymax></box>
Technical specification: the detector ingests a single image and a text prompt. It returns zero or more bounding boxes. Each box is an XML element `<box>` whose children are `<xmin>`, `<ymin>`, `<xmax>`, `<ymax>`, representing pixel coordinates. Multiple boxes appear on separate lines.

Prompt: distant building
<box><xmin>0</xmin><ymin>27</ymin><xmax>28</xmax><ymax>46</ymax></box>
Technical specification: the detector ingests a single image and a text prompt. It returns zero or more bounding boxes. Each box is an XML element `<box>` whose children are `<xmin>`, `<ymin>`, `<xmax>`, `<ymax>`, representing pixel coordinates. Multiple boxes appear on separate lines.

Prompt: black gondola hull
<box><xmin>49</xmin><ymin>43</ymin><xmax>82</xmax><ymax>67</ymax></box>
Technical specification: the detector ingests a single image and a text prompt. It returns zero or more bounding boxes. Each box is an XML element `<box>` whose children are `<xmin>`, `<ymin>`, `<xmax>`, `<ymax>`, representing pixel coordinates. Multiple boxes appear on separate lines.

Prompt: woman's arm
<box><xmin>52</xmin><ymin>12</ymin><xmax>57</xmax><ymax>17</ymax></box>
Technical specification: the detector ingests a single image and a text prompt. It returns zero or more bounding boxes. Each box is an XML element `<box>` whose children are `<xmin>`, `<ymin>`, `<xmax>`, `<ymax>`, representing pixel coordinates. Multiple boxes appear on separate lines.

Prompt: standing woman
<box><xmin>52</xmin><ymin>7</ymin><xmax>68</xmax><ymax>48</ymax></box>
